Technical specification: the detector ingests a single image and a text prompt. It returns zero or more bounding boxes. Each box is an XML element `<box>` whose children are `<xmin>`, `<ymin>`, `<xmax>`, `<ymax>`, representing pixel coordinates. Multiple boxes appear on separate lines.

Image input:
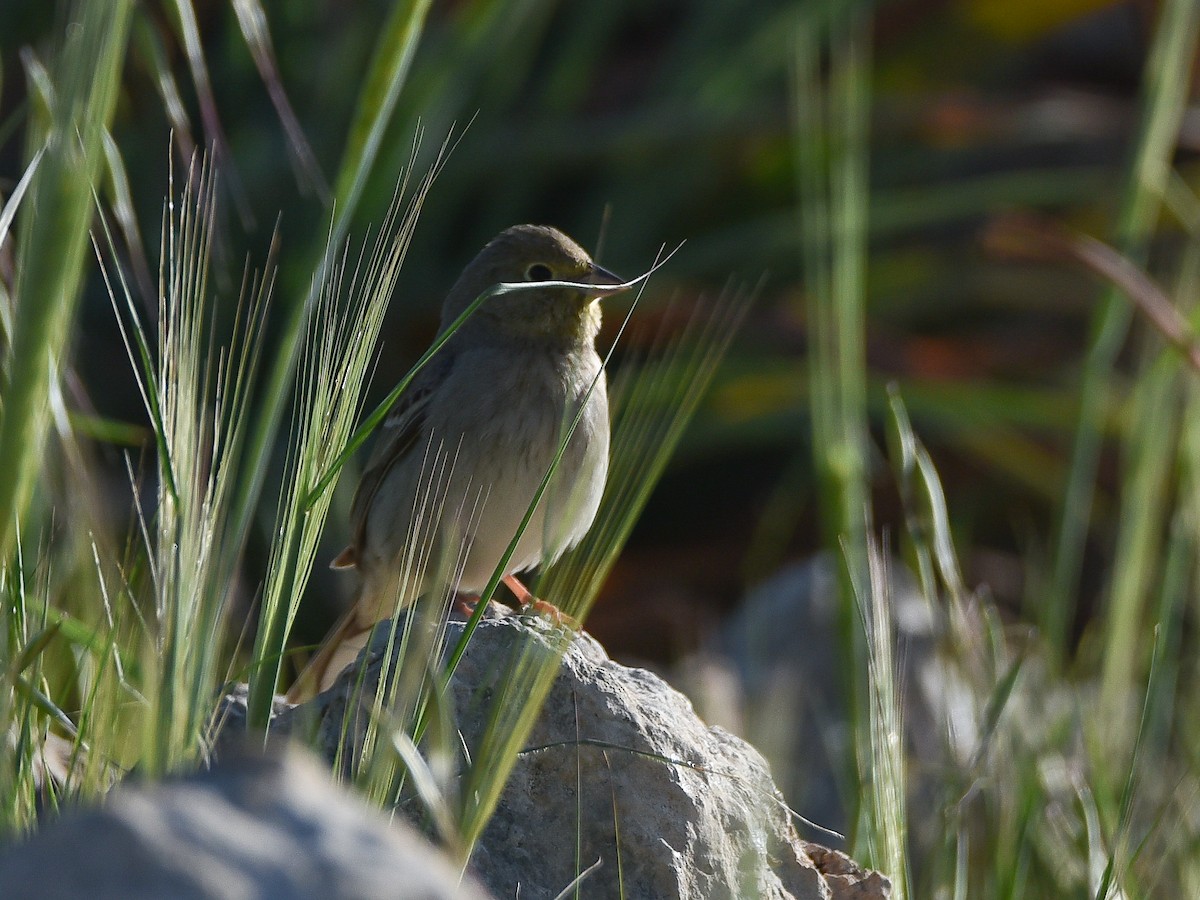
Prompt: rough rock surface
<box><xmin>0</xmin><ymin>745</ymin><xmax>489</xmax><ymax>900</ymax></box>
<box><xmin>293</xmin><ymin>608</ymin><xmax>891</xmax><ymax>900</ymax></box>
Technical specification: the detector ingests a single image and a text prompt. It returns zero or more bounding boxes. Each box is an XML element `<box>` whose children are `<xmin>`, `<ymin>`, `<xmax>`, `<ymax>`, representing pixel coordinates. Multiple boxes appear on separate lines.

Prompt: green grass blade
<box><xmin>229</xmin><ymin>0</ymin><xmax>329</xmax><ymax>200</ymax></box>
<box><xmin>247</xmin><ymin>151</ymin><xmax>439</xmax><ymax>726</ymax></box>
<box><xmin>0</xmin><ymin>1</ymin><xmax>131</xmax><ymax>563</ymax></box>
<box><xmin>794</xmin><ymin>6</ymin><xmax>873</xmax><ymax>843</ymax></box>
<box><xmin>1047</xmin><ymin>0</ymin><xmax>1200</xmax><ymax>648</ymax></box>
<box><xmin>164</xmin><ymin>0</ymin><xmax>251</xmax><ymax>222</ymax></box>
<box><xmin>331</xmin><ymin>0</ymin><xmax>434</xmax><ymax>220</ymax></box>
<box><xmin>858</xmin><ymin>542</ymin><xmax>910</xmax><ymax>898</ymax></box>
<box><xmin>0</xmin><ymin>148</ymin><xmax>40</xmax><ymax>251</ymax></box>
<box><xmin>227</xmin><ymin>0</ymin><xmax>435</xmax><ymax>576</ymax></box>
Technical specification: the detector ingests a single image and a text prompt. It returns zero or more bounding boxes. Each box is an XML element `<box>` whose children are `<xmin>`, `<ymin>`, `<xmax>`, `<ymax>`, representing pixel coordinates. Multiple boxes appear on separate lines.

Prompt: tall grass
<box><xmin>102</xmin><ymin>155</ymin><xmax>274</xmax><ymax>777</ymax></box>
<box><xmin>245</xmin><ymin>137</ymin><xmax>444</xmax><ymax>728</ymax></box>
<box><xmin>0</xmin><ymin>0</ymin><xmax>464</xmax><ymax>838</ymax></box>
<box><xmin>0</xmin><ymin>2</ymin><xmax>130</xmax><ymax>562</ymax></box>
<box><xmin>0</xmin><ymin>0</ymin><xmax>132</xmax><ymax>828</ymax></box>
<box><xmin>789</xmin><ymin>2</ymin><xmax>1200</xmax><ymax>897</ymax></box>
<box><xmin>1048</xmin><ymin>0</ymin><xmax>1200</xmax><ymax>664</ymax></box>
<box><xmin>793</xmin><ymin>3</ymin><xmax>1200</xmax><ymax>897</ymax></box>
<box><xmin>794</xmin><ymin>4</ymin><xmax>873</xmax><ymax>847</ymax></box>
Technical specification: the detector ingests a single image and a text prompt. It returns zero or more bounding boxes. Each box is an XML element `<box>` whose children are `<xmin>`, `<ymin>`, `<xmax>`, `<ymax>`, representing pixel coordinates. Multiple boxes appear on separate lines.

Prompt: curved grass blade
<box><xmin>0</xmin><ymin>148</ymin><xmax>40</xmax><ymax>253</ymax></box>
<box><xmin>229</xmin><ymin>0</ymin><xmax>329</xmax><ymax>201</ymax></box>
<box><xmin>246</xmin><ymin>148</ymin><xmax>441</xmax><ymax>727</ymax></box>
<box><xmin>164</xmin><ymin>0</ymin><xmax>252</xmax><ymax>224</ymax></box>
<box><xmin>0</xmin><ymin>1</ymin><xmax>132</xmax><ymax>564</ymax></box>
<box><xmin>1045</xmin><ymin>0</ymin><xmax>1200</xmax><ymax>649</ymax></box>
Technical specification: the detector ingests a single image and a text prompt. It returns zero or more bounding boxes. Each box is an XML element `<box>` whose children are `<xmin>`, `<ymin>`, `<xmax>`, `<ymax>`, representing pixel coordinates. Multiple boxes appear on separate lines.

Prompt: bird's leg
<box><xmin>453</xmin><ymin>594</ymin><xmax>480</xmax><ymax>617</ymax></box>
<box><xmin>501</xmin><ymin>574</ymin><xmax>534</xmax><ymax>606</ymax></box>
<box><xmin>451</xmin><ymin>595</ymin><xmax>504</xmax><ymax>619</ymax></box>
<box><xmin>451</xmin><ymin>592</ymin><xmax>510</xmax><ymax>618</ymax></box>
<box><xmin>502</xmin><ymin>574</ymin><xmax>579</xmax><ymax>629</ymax></box>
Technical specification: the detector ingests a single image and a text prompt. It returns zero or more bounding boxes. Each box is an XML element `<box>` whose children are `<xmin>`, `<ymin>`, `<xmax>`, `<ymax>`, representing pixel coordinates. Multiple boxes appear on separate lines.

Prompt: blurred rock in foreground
<box><xmin>0</xmin><ymin>744</ymin><xmax>487</xmax><ymax>900</ymax></box>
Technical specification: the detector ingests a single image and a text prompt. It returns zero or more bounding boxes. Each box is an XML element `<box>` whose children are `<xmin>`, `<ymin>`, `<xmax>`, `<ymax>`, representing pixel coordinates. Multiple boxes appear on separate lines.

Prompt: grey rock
<box><xmin>295</xmin><ymin>608</ymin><xmax>890</xmax><ymax>900</ymax></box>
<box><xmin>0</xmin><ymin>744</ymin><xmax>490</xmax><ymax>900</ymax></box>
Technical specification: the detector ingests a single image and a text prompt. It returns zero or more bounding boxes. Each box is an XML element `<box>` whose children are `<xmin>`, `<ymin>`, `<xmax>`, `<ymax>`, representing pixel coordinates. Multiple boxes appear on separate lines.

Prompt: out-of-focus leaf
<box><xmin>229</xmin><ymin>0</ymin><xmax>329</xmax><ymax>201</ymax></box>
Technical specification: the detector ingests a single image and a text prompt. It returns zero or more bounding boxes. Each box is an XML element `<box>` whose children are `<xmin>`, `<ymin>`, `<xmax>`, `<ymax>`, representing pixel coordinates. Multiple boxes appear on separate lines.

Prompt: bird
<box><xmin>287</xmin><ymin>224</ymin><xmax>625</xmax><ymax>700</ymax></box>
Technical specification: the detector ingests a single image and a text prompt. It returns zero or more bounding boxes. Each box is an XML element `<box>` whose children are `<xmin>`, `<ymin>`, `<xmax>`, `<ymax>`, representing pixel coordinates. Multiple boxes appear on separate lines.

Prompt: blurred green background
<box><xmin>2</xmin><ymin>0</ymin><xmax>1169</xmax><ymax>657</ymax></box>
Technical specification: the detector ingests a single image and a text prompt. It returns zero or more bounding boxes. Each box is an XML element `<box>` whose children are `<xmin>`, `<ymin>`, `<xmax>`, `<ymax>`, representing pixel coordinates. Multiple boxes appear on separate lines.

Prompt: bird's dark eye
<box><xmin>525</xmin><ymin>263</ymin><xmax>554</xmax><ymax>282</ymax></box>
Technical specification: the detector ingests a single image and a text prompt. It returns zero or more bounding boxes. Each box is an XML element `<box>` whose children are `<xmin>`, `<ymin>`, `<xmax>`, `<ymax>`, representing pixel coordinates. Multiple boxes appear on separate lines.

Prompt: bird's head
<box><xmin>442</xmin><ymin>224</ymin><xmax>625</xmax><ymax>346</ymax></box>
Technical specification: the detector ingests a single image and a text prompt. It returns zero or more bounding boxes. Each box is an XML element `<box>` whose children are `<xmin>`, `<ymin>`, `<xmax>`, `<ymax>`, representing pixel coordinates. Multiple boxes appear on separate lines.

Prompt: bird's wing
<box><xmin>333</xmin><ymin>352</ymin><xmax>454</xmax><ymax>569</ymax></box>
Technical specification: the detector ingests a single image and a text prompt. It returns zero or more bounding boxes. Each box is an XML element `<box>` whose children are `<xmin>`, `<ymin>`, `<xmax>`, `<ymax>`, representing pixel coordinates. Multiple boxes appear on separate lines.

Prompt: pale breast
<box><xmin>362</xmin><ymin>343</ymin><xmax>608</xmax><ymax>596</ymax></box>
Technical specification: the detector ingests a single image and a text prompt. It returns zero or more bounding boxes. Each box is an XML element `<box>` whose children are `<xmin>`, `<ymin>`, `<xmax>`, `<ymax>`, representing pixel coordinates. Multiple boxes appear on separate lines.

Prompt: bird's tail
<box><xmin>286</xmin><ymin>606</ymin><xmax>373</xmax><ymax>703</ymax></box>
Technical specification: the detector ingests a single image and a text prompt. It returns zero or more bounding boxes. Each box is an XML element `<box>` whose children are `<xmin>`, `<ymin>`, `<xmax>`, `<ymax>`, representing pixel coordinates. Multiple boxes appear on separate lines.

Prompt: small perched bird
<box><xmin>289</xmin><ymin>225</ymin><xmax>624</xmax><ymax>699</ymax></box>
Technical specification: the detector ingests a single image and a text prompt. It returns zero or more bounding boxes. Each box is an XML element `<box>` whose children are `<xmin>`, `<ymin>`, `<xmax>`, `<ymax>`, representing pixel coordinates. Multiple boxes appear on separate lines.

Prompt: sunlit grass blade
<box><xmin>0</xmin><ymin>148</ymin><xmax>41</xmax><ymax>340</ymax></box>
<box><xmin>90</xmin><ymin>149</ymin><xmax>277</xmax><ymax>779</ymax></box>
<box><xmin>1047</xmin><ymin>0</ymin><xmax>1200</xmax><ymax>650</ymax></box>
<box><xmin>885</xmin><ymin>388</ymin><xmax>967</xmax><ymax>607</ymax></box>
<box><xmin>330</xmin><ymin>0</ymin><xmax>434</xmax><ymax>220</ymax></box>
<box><xmin>131</xmin><ymin>9</ymin><xmax>198</xmax><ymax>164</ymax></box>
<box><xmin>146</xmin><ymin>155</ymin><xmax>226</xmax><ymax>774</ymax></box>
<box><xmin>228</xmin><ymin>0</ymin><xmax>437</xmax><ymax>574</ymax></box>
<box><xmin>539</xmin><ymin>283</ymin><xmax>754</xmax><ymax>619</ymax></box>
<box><xmin>1093</xmin><ymin>625</ymin><xmax>1167</xmax><ymax>900</ymax></box>
<box><xmin>0</xmin><ymin>148</ymin><xmax>40</xmax><ymax>258</ymax></box>
<box><xmin>94</xmin><ymin>219</ymin><xmax>177</xmax><ymax>505</ymax></box>
<box><xmin>856</xmin><ymin>540</ymin><xmax>909</xmax><ymax>899</ymax></box>
<box><xmin>326</xmin><ymin>439</ymin><xmax>479</xmax><ymax>794</ymax></box>
<box><xmin>0</xmin><ymin>0</ymin><xmax>131</xmax><ymax>564</ymax></box>
<box><xmin>551</xmin><ymin>857</ymin><xmax>604</xmax><ymax>900</ymax></box>
<box><xmin>99</xmin><ymin>128</ymin><xmax>156</xmax><ymax>312</ymax></box>
<box><xmin>793</xmin><ymin>6</ymin><xmax>872</xmax><ymax>841</ymax></box>
<box><xmin>388</xmin><ymin>725</ymin><xmax>461</xmax><ymax>851</ymax></box>
<box><xmin>246</xmin><ymin>143</ymin><xmax>441</xmax><ymax>727</ymax></box>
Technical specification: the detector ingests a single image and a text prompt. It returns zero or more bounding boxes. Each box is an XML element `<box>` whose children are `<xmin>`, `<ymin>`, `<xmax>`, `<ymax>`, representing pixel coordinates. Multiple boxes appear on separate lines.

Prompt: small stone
<box><xmin>0</xmin><ymin>743</ymin><xmax>490</xmax><ymax>900</ymax></box>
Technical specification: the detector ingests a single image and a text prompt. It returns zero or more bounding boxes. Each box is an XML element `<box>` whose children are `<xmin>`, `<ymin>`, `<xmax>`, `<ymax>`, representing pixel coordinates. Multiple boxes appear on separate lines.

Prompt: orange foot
<box><xmin>452</xmin><ymin>594</ymin><xmax>508</xmax><ymax>618</ymax></box>
<box><xmin>502</xmin><ymin>574</ymin><xmax>580</xmax><ymax>630</ymax></box>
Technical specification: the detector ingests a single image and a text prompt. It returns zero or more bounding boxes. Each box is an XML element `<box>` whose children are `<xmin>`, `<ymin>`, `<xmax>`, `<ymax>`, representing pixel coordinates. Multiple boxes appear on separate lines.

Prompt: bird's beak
<box><xmin>586</xmin><ymin>263</ymin><xmax>628</xmax><ymax>296</ymax></box>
